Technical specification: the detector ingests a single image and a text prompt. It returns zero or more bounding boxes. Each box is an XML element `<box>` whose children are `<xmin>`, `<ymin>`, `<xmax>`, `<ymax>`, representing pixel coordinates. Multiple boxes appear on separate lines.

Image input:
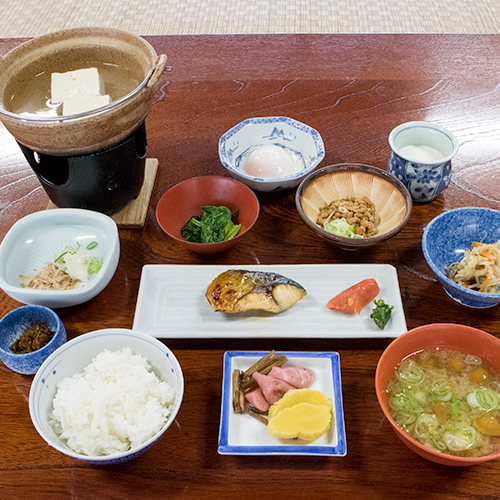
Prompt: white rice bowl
<box><xmin>29</xmin><ymin>329</ymin><xmax>184</xmax><ymax>464</ymax></box>
<box><xmin>50</xmin><ymin>348</ymin><xmax>175</xmax><ymax>456</ymax></box>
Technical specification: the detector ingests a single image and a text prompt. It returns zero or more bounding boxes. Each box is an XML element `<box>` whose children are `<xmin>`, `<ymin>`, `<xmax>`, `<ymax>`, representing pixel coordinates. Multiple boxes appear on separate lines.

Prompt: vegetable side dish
<box><xmin>448</xmin><ymin>240</ymin><xmax>500</xmax><ymax>293</ymax></box>
<box><xmin>387</xmin><ymin>349</ymin><xmax>500</xmax><ymax>458</ymax></box>
<box><xmin>10</xmin><ymin>324</ymin><xmax>55</xmax><ymax>354</ymax></box>
<box><xmin>233</xmin><ymin>350</ymin><xmax>332</xmax><ymax>441</ymax></box>
<box><xmin>317</xmin><ymin>196</ymin><xmax>379</xmax><ymax>238</ymax></box>
<box><xmin>20</xmin><ymin>241</ymin><xmax>103</xmax><ymax>290</ymax></box>
<box><xmin>370</xmin><ymin>299</ymin><xmax>394</xmax><ymax>330</ymax></box>
<box><xmin>181</xmin><ymin>205</ymin><xmax>241</xmax><ymax>243</ymax></box>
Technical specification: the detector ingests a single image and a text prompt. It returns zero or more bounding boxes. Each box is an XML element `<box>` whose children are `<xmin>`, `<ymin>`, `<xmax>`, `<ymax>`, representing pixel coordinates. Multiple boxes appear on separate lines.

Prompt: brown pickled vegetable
<box><xmin>232</xmin><ymin>350</ymin><xmax>289</xmax><ymax>422</ymax></box>
<box><xmin>10</xmin><ymin>324</ymin><xmax>55</xmax><ymax>354</ymax></box>
<box><xmin>240</xmin><ymin>350</ymin><xmax>288</xmax><ymax>393</ymax></box>
<box><xmin>232</xmin><ymin>369</ymin><xmax>245</xmax><ymax>414</ymax></box>
<box><xmin>248</xmin><ymin>407</ymin><xmax>269</xmax><ymax>425</ymax></box>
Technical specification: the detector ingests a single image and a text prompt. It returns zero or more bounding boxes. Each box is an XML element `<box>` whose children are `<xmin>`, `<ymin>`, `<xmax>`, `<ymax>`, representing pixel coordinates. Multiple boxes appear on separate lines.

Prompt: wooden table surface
<box><xmin>1</xmin><ymin>34</ymin><xmax>500</xmax><ymax>500</ymax></box>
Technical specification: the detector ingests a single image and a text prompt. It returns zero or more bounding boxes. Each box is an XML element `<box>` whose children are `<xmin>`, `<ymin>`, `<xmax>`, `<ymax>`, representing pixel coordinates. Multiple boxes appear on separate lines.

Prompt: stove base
<box><xmin>19</xmin><ymin>121</ymin><xmax>147</xmax><ymax>215</ymax></box>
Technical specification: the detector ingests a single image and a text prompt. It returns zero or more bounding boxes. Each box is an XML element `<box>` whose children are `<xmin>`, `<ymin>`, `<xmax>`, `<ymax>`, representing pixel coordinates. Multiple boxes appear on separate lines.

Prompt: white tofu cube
<box><xmin>51</xmin><ymin>68</ymin><xmax>106</xmax><ymax>104</ymax></box>
<box><xmin>62</xmin><ymin>94</ymin><xmax>112</xmax><ymax>115</ymax></box>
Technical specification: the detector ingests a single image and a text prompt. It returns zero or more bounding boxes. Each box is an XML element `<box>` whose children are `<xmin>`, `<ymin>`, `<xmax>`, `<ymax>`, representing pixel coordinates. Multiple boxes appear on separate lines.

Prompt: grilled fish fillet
<box><xmin>206</xmin><ymin>269</ymin><xmax>307</xmax><ymax>313</ymax></box>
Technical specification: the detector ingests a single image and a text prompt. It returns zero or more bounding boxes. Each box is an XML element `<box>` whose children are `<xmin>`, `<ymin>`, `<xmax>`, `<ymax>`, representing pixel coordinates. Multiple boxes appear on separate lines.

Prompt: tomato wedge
<box><xmin>327</xmin><ymin>278</ymin><xmax>380</xmax><ymax>314</ymax></box>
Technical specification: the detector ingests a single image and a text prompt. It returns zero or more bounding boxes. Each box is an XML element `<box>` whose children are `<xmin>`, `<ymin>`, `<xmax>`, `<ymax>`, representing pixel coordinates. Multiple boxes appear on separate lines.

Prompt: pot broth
<box><xmin>6</xmin><ymin>61</ymin><xmax>143</xmax><ymax>117</ymax></box>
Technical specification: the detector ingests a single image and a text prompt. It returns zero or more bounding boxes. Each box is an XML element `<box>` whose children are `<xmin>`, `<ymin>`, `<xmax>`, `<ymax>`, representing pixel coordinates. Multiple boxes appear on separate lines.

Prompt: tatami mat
<box><xmin>1</xmin><ymin>0</ymin><xmax>499</xmax><ymax>38</ymax></box>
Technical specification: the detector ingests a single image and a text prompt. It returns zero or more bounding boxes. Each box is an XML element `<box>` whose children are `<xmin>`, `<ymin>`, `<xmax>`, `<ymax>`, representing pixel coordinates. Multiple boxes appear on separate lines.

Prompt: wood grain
<box><xmin>0</xmin><ymin>34</ymin><xmax>500</xmax><ymax>500</ymax></box>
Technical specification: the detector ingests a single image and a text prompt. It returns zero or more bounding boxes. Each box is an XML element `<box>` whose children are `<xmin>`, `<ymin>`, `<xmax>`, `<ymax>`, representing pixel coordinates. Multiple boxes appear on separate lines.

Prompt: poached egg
<box><xmin>244</xmin><ymin>145</ymin><xmax>303</xmax><ymax>178</ymax></box>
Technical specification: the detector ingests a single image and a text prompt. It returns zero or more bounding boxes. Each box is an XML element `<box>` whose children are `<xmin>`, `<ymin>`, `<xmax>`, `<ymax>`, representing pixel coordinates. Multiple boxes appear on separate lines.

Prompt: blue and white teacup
<box><xmin>387</xmin><ymin>122</ymin><xmax>459</xmax><ymax>202</ymax></box>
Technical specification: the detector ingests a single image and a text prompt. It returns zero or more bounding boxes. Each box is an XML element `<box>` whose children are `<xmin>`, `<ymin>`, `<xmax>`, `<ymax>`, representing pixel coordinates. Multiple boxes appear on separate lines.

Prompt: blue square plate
<box><xmin>218</xmin><ymin>351</ymin><xmax>347</xmax><ymax>456</ymax></box>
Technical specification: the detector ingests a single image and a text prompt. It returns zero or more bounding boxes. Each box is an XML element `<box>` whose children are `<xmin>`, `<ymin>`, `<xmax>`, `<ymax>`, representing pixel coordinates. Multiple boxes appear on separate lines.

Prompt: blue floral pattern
<box><xmin>387</xmin><ymin>152</ymin><xmax>452</xmax><ymax>202</ymax></box>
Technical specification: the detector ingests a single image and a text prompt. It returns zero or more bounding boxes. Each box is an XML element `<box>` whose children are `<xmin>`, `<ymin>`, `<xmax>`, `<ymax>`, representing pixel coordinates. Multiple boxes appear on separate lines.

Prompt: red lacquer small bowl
<box><xmin>376</xmin><ymin>323</ymin><xmax>500</xmax><ymax>466</ymax></box>
<box><xmin>156</xmin><ymin>175</ymin><xmax>260</xmax><ymax>255</ymax></box>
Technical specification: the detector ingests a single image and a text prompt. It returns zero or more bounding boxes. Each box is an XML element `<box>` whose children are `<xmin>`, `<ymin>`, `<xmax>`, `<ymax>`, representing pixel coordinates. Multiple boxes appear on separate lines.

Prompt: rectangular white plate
<box><xmin>217</xmin><ymin>351</ymin><xmax>346</xmax><ymax>456</ymax></box>
<box><xmin>132</xmin><ymin>264</ymin><xmax>406</xmax><ymax>338</ymax></box>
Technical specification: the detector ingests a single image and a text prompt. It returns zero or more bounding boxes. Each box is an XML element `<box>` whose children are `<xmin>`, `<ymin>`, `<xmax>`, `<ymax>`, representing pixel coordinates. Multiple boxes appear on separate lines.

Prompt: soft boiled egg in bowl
<box><xmin>218</xmin><ymin>117</ymin><xmax>325</xmax><ymax>192</ymax></box>
<box><xmin>243</xmin><ymin>144</ymin><xmax>304</xmax><ymax>179</ymax></box>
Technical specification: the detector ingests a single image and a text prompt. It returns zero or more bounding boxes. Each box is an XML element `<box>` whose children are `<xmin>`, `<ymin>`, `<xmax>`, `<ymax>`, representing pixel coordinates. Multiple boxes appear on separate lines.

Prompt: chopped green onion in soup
<box><xmin>386</xmin><ymin>348</ymin><xmax>500</xmax><ymax>458</ymax></box>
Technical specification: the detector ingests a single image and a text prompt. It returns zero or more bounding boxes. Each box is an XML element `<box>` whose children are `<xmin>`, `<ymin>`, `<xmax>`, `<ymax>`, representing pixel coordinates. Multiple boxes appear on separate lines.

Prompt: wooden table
<box><xmin>1</xmin><ymin>34</ymin><xmax>500</xmax><ymax>500</ymax></box>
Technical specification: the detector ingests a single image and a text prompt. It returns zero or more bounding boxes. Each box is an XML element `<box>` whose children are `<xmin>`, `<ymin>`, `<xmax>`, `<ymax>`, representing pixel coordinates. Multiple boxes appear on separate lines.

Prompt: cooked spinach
<box><xmin>181</xmin><ymin>206</ymin><xmax>241</xmax><ymax>243</ymax></box>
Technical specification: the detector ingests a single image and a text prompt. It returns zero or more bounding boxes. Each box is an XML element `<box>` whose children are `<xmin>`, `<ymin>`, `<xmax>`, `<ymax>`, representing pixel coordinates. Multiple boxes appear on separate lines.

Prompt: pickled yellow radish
<box><xmin>267</xmin><ymin>402</ymin><xmax>332</xmax><ymax>441</ymax></box>
<box><xmin>268</xmin><ymin>388</ymin><xmax>332</xmax><ymax>420</ymax></box>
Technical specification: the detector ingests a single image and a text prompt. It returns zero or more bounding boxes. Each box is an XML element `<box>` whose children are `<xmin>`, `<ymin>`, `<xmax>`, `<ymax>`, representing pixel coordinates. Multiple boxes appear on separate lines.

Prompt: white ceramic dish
<box><xmin>29</xmin><ymin>328</ymin><xmax>184</xmax><ymax>464</ymax></box>
<box><xmin>133</xmin><ymin>264</ymin><xmax>406</xmax><ymax>338</ymax></box>
<box><xmin>218</xmin><ymin>117</ymin><xmax>325</xmax><ymax>192</ymax></box>
<box><xmin>0</xmin><ymin>209</ymin><xmax>119</xmax><ymax>308</ymax></box>
<box><xmin>217</xmin><ymin>351</ymin><xmax>346</xmax><ymax>456</ymax></box>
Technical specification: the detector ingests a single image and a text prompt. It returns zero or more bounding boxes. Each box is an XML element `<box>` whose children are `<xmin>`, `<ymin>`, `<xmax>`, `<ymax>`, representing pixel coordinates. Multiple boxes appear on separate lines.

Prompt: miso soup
<box><xmin>386</xmin><ymin>348</ymin><xmax>500</xmax><ymax>458</ymax></box>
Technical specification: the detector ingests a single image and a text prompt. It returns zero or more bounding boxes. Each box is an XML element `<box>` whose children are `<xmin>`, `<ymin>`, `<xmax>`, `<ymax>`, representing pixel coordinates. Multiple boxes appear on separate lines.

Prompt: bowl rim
<box><xmin>422</xmin><ymin>206</ymin><xmax>500</xmax><ymax>301</ymax></box>
<box><xmin>155</xmin><ymin>175</ymin><xmax>260</xmax><ymax>247</ymax></box>
<box><xmin>0</xmin><ymin>27</ymin><xmax>157</xmax><ymax>123</ymax></box>
<box><xmin>388</xmin><ymin>121</ymin><xmax>460</xmax><ymax>165</ymax></box>
<box><xmin>295</xmin><ymin>163</ymin><xmax>413</xmax><ymax>246</ymax></box>
<box><xmin>218</xmin><ymin>116</ymin><xmax>325</xmax><ymax>184</ymax></box>
<box><xmin>0</xmin><ymin>208</ymin><xmax>119</xmax><ymax>298</ymax></box>
<box><xmin>375</xmin><ymin>322</ymin><xmax>500</xmax><ymax>465</ymax></box>
<box><xmin>28</xmin><ymin>328</ymin><xmax>184</xmax><ymax>462</ymax></box>
<box><xmin>0</xmin><ymin>304</ymin><xmax>64</xmax><ymax>358</ymax></box>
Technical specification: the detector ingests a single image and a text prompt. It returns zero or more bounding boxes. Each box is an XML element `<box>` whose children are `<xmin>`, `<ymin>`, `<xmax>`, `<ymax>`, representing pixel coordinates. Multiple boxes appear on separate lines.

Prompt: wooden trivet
<box><xmin>47</xmin><ymin>158</ymin><xmax>158</xmax><ymax>229</ymax></box>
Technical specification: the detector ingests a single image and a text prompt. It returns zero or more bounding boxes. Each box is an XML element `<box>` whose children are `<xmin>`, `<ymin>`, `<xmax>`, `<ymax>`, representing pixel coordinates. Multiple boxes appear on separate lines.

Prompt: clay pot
<box><xmin>0</xmin><ymin>27</ymin><xmax>166</xmax><ymax>156</ymax></box>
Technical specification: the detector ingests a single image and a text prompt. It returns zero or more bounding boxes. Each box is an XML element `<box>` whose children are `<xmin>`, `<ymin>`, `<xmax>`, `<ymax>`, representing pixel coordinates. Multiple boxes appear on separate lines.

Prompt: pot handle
<box><xmin>146</xmin><ymin>54</ymin><xmax>168</xmax><ymax>89</ymax></box>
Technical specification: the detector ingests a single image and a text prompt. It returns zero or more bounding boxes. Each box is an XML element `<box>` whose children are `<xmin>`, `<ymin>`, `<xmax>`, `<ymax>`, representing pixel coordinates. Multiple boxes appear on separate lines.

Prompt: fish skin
<box><xmin>206</xmin><ymin>269</ymin><xmax>306</xmax><ymax>313</ymax></box>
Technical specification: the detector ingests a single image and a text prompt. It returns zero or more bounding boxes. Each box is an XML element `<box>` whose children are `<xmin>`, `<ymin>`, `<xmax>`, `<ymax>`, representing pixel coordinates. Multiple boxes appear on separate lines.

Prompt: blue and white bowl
<box><xmin>0</xmin><ymin>305</ymin><xmax>67</xmax><ymax>375</ymax></box>
<box><xmin>422</xmin><ymin>207</ymin><xmax>500</xmax><ymax>308</ymax></box>
<box><xmin>29</xmin><ymin>328</ymin><xmax>184</xmax><ymax>464</ymax></box>
<box><xmin>219</xmin><ymin>117</ymin><xmax>325</xmax><ymax>192</ymax></box>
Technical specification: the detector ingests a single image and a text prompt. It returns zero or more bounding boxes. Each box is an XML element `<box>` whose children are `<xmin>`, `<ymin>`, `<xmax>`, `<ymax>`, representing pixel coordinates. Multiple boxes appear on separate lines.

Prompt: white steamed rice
<box><xmin>49</xmin><ymin>347</ymin><xmax>175</xmax><ymax>456</ymax></box>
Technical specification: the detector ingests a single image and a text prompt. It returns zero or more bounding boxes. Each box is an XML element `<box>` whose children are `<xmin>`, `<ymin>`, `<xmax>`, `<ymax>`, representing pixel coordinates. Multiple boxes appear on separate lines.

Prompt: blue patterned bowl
<box><xmin>388</xmin><ymin>122</ymin><xmax>459</xmax><ymax>202</ymax></box>
<box><xmin>219</xmin><ymin>117</ymin><xmax>325</xmax><ymax>192</ymax></box>
<box><xmin>0</xmin><ymin>305</ymin><xmax>66</xmax><ymax>374</ymax></box>
<box><xmin>422</xmin><ymin>207</ymin><xmax>500</xmax><ymax>308</ymax></box>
